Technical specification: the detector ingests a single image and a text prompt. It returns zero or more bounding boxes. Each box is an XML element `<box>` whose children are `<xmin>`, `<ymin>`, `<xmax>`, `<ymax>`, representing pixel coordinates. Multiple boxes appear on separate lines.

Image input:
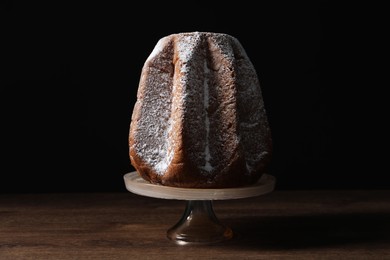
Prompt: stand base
<box><xmin>123</xmin><ymin>171</ymin><xmax>275</xmax><ymax>245</ymax></box>
<box><xmin>167</xmin><ymin>200</ymin><xmax>233</xmax><ymax>245</ymax></box>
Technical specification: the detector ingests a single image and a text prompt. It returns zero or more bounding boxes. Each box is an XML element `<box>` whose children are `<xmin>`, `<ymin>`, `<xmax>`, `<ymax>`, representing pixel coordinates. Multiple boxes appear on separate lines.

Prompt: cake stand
<box><xmin>123</xmin><ymin>171</ymin><xmax>276</xmax><ymax>245</ymax></box>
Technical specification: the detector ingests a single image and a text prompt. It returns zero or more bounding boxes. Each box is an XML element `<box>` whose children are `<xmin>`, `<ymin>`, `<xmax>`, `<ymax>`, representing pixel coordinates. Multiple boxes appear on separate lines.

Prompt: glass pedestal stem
<box><xmin>167</xmin><ymin>200</ymin><xmax>233</xmax><ymax>245</ymax></box>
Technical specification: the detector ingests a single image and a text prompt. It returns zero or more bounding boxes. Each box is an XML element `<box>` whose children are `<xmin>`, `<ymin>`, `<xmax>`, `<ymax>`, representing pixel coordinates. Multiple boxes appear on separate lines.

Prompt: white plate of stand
<box><xmin>123</xmin><ymin>171</ymin><xmax>276</xmax><ymax>245</ymax></box>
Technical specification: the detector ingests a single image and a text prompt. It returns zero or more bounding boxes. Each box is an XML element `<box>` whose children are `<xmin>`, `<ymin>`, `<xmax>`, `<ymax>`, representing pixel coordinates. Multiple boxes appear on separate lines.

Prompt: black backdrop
<box><xmin>2</xmin><ymin>1</ymin><xmax>385</xmax><ymax>193</ymax></box>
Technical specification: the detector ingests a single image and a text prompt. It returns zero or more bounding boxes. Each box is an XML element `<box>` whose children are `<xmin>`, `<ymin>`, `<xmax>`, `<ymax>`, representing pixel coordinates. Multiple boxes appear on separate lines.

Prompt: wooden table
<box><xmin>1</xmin><ymin>190</ymin><xmax>389</xmax><ymax>259</ymax></box>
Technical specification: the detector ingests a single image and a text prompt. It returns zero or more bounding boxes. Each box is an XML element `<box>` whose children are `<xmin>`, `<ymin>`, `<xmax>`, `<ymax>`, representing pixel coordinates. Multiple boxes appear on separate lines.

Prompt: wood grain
<box><xmin>1</xmin><ymin>191</ymin><xmax>389</xmax><ymax>259</ymax></box>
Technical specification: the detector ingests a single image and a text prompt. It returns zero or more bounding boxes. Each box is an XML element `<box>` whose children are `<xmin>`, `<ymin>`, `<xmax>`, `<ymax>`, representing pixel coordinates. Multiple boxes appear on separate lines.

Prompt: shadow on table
<box><xmin>222</xmin><ymin>212</ymin><xmax>390</xmax><ymax>250</ymax></box>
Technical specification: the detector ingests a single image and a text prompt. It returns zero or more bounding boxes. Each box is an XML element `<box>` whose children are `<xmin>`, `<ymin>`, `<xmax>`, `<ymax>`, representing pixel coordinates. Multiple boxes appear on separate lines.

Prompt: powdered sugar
<box><xmin>177</xmin><ymin>31</ymin><xmax>201</xmax><ymax>64</ymax></box>
<box><xmin>153</xmin><ymin>122</ymin><xmax>174</xmax><ymax>174</ymax></box>
<box><xmin>202</xmin><ymin>60</ymin><xmax>213</xmax><ymax>172</ymax></box>
<box><xmin>132</xmin><ymin>47</ymin><xmax>175</xmax><ymax>175</ymax></box>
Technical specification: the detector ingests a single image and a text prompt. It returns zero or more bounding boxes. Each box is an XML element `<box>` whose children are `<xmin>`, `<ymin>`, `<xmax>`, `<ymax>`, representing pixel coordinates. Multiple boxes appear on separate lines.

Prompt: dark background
<box><xmin>1</xmin><ymin>1</ymin><xmax>385</xmax><ymax>193</ymax></box>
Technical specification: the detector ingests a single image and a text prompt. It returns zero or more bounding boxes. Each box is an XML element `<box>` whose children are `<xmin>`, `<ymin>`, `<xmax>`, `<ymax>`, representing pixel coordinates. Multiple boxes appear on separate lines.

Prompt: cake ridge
<box><xmin>130</xmin><ymin>36</ymin><xmax>176</xmax><ymax>177</ymax></box>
